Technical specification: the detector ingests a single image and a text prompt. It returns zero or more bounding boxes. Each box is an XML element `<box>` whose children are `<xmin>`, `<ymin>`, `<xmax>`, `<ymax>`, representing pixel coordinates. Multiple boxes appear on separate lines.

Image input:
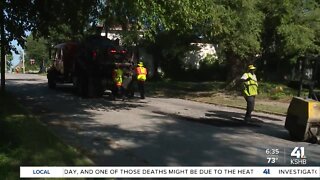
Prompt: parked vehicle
<box><xmin>47</xmin><ymin>35</ymin><xmax>133</xmax><ymax>97</ymax></box>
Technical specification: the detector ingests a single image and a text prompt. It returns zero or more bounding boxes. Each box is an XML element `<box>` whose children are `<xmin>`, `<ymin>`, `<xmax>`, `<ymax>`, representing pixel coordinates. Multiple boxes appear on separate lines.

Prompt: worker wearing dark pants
<box><xmin>135</xmin><ymin>61</ymin><xmax>147</xmax><ymax>99</ymax></box>
<box><xmin>112</xmin><ymin>84</ymin><xmax>123</xmax><ymax>99</ymax></box>
<box><xmin>240</xmin><ymin>65</ymin><xmax>258</xmax><ymax>122</ymax></box>
<box><xmin>137</xmin><ymin>81</ymin><xmax>145</xmax><ymax>99</ymax></box>
<box><xmin>244</xmin><ymin>96</ymin><xmax>255</xmax><ymax>121</ymax></box>
<box><xmin>112</xmin><ymin>66</ymin><xmax>124</xmax><ymax>99</ymax></box>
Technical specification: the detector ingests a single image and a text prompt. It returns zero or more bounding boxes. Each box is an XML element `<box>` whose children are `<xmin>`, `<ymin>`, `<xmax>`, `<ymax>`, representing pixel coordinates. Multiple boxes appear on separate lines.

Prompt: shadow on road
<box><xmin>206</xmin><ymin>110</ymin><xmax>283</xmax><ymax>122</ymax></box>
<box><xmin>152</xmin><ymin>110</ymin><xmax>290</xmax><ymax>141</ymax></box>
<box><xmin>8</xmin><ymin>80</ymin><xmax>145</xmax><ymax>113</ymax></box>
<box><xmin>154</xmin><ymin>110</ymin><xmax>261</xmax><ymax>127</ymax></box>
<box><xmin>6</xmin><ymin>77</ymin><xmax>320</xmax><ymax>166</ymax></box>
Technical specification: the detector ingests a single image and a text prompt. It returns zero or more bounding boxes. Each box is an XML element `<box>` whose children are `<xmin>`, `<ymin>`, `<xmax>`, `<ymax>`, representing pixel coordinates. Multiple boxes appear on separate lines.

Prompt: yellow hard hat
<box><xmin>138</xmin><ymin>61</ymin><xmax>144</xmax><ymax>67</ymax></box>
<box><xmin>248</xmin><ymin>64</ymin><xmax>256</xmax><ymax>70</ymax></box>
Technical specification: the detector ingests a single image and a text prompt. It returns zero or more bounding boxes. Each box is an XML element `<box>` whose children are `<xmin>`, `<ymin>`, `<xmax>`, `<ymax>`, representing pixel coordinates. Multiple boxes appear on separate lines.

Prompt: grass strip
<box><xmin>146</xmin><ymin>80</ymin><xmax>313</xmax><ymax>115</ymax></box>
<box><xmin>0</xmin><ymin>91</ymin><xmax>92</xmax><ymax>180</ymax></box>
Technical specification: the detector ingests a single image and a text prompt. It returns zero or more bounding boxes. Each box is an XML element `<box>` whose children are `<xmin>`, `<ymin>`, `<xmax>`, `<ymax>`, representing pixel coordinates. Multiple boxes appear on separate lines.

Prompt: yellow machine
<box><xmin>285</xmin><ymin>97</ymin><xmax>320</xmax><ymax>143</ymax></box>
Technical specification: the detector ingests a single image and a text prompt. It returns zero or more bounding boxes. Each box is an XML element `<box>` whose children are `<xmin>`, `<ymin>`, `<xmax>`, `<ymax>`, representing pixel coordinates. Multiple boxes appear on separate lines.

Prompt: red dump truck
<box><xmin>47</xmin><ymin>35</ymin><xmax>133</xmax><ymax>97</ymax></box>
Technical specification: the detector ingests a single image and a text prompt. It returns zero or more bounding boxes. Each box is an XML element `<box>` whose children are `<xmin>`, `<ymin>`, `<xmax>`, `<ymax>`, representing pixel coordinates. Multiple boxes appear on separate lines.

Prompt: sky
<box><xmin>11</xmin><ymin>40</ymin><xmax>22</xmax><ymax>67</ymax></box>
<box><xmin>10</xmin><ymin>31</ymin><xmax>31</xmax><ymax>67</ymax></box>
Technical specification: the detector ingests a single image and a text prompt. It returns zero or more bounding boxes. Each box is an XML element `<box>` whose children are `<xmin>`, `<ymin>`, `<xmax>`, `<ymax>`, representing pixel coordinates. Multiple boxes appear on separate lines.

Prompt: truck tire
<box><xmin>87</xmin><ymin>77</ymin><xmax>96</xmax><ymax>98</ymax></box>
<box><xmin>75</xmin><ymin>75</ymin><xmax>88</xmax><ymax>97</ymax></box>
<box><xmin>86</xmin><ymin>77</ymin><xmax>105</xmax><ymax>98</ymax></box>
<box><xmin>73</xmin><ymin>76</ymin><xmax>81</xmax><ymax>95</ymax></box>
<box><xmin>47</xmin><ymin>71</ymin><xmax>56</xmax><ymax>89</ymax></box>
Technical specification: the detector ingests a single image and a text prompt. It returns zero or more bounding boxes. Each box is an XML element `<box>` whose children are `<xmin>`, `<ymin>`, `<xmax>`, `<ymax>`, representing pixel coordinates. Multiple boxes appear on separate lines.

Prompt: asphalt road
<box><xmin>5</xmin><ymin>73</ymin><xmax>320</xmax><ymax>166</ymax></box>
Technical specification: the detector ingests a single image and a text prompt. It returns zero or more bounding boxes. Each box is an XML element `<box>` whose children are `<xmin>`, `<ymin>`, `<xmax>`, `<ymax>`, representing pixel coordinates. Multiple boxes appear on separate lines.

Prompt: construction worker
<box><xmin>125</xmin><ymin>62</ymin><xmax>135</xmax><ymax>98</ymax></box>
<box><xmin>135</xmin><ymin>61</ymin><xmax>147</xmax><ymax>99</ymax></box>
<box><xmin>112</xmin><ymin>65</ymin><xmax>124</xmax><ymax>99</ymax></box>
<box><xmin>240</xmin><ymin>64</ymin><xmax>258</xmax><ymax>122</ymax></box>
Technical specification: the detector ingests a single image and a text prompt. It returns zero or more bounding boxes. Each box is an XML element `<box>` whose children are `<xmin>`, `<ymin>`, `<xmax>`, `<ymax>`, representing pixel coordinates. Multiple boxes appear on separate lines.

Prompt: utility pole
<box><xmin>1</xmin><ymin>3</ymin><xmax>5</xmax><ymax>91</ymax></box>
<box><xmin>22</xmin><ymin>50</ymin><xmax>25</xmax><ymax>73</ymax></box>
<box><xmin>5</xmin><ymin>54</ymin><xmax>6</xmax><ymax>72</ymax></box>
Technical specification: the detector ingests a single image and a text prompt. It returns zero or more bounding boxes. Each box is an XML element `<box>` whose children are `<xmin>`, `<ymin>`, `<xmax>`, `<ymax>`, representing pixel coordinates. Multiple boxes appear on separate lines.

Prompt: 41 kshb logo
<box><xmin>290</xmin><ymin>147</ymin><xmax>307</xmax><ymax>165</ymax></box>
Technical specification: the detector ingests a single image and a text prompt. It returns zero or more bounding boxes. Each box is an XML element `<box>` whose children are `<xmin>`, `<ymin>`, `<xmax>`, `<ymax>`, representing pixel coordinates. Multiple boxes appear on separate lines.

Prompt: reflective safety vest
<box><xmin>136</xmin><ymin>66</ymin><xmax>147</xmax><ymax>81</ymax></box>
<box><xmin>113</xmin><ymin>68</ymin><xmax>123</xmax><ymax>87</ymax></box>
<box><xmin>243</xmin><ymin>73</ymin><xmax>258</xmax><ymax>96</ymax></box>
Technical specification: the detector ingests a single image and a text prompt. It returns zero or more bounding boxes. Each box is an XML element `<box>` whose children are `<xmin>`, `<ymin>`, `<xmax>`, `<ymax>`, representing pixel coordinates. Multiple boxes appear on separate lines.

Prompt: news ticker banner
<box><xmin>20</xmin><ymin>166</ymin><xmax>320</xmax><ymax>178</ymax></box>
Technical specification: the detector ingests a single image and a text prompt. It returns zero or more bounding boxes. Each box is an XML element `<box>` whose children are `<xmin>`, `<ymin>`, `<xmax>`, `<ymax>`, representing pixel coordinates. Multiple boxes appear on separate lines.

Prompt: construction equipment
<box><xmin>285</xmin><ymin>97</ymin><xmax>320</xmax><ymax>143</ymax></box>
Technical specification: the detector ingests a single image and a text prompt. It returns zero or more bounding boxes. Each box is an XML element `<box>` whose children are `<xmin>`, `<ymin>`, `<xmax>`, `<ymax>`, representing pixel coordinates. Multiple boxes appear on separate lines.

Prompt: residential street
<box><xmin>6</xmin><ymin>73</ymin><xmax>320</xmax><ymax>166</ymax></box>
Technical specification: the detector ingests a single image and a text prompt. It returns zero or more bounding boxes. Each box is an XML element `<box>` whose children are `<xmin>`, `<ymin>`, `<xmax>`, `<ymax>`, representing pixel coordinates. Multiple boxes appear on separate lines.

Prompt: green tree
<box><xmin>1</xmin><ymin>0</ymin><xmax>34</xmax><ymax>90</ymax></box>
<box><xmin>31</xmin><ymin>0</ymin><xmax>99</xmax><ymax>41</ymax></box>
<box><xmin>204</xmin><ymin>0</ymin><xmax>264</xmax><ymax>82</ymax></box>
<box><xmin>102</xmin><ymin>0</ymin><xmax>265</xmax><ymax>82</ymax></box>
<box><xmin>24</xmin><ymin>35</ymin><xmax>48</xmax><ymax>72</ymax></box>
<box><xmin>6</xmin><ymin>54</ymin><xmax>13</xmax><ymax>72</ymax></box>
<box><xmin>1</xmin><ymin>0</ymin><xmax>99</xmax><ymax>90</ymax></box>
<box><xmin>99</xmin><ymin>0</ymin><xmax>220</xmax><ymax>79</ymax></box>
<box><xmin>0</xmin><ymin>50</ymin><xmax>13</xmax><ymax>72</ymax></box>
<box><xmin>277</xmin><ymin>0</ymin><xmax>320</xmax><ymax>56</ymax></box>
<box><xmin>2</xmin><ymin>0</ymin><xmax>319</xmax><ymax>87</ymax></box>
<box><xmin>260</xmin><ymin>0</ymin><xmax>320</xmax><ymax>81</ymax></box>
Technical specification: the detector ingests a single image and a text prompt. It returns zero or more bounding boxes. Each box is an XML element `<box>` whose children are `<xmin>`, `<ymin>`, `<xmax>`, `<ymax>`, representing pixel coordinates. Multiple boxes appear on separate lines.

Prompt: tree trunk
<box><xmin>1</xmin><ymin>5</ymin><xmax>5</xmax><ymax>92</ymax></box>
<box><xmin>225</xmin><ymin>51</ymin><xmax>244</xmax><ymax>89</ymax></box>
<box><xmin>151</xmin><ymin>47</ymin><xmax>161</xmax><ymax>80</ymax></box>
<box><xmin>298</xmin><ymin>58</ymin><xmax>306</xmax><ymax>97</ymax></box>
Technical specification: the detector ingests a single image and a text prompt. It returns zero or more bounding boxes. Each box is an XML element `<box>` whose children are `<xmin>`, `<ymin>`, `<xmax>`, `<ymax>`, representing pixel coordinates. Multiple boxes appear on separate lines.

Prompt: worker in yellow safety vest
<box><xmin>112</xmin><ymin>65</ymin><xmax>124</xmax><ymax>99</ymax></box>
<box><xmin>135</xmin><ymin>61</ymin><xmax>148</xmax><ymax>99</ymax></box>
<box><xmin>240</xmin><ymin>64</ymin><xmax>258</xmax><ymax>122</ymax></box>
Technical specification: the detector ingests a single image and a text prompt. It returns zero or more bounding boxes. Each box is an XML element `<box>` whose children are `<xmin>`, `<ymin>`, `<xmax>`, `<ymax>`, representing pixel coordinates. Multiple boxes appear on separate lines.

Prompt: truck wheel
<box><xmin>92</xmin><ymin>78</ymin><xmax>105</xmax><ymax>97</ymax></box>
<box><xmin>75</xmin><ymin>76</ymin><xmax>88</xmax><ymax>97</ymax></box>
<box><xmin>73</xmin><ymin>76</ymin><xmax>81</xmax><ymax>95</ymax></box>
<box><xmin>47</xmin><ymin>73</ymin><xmax>56</xmax><ymax>89</ymax></box>
<box><xmin>87</xmin><ymin>77</ymin><xmax>96</xmax><ymax>98</ymax></box>
<box><xmin>80</xmin><ymin>76</ymin><xmax>89</xmax><ymax>97</ymax></box>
